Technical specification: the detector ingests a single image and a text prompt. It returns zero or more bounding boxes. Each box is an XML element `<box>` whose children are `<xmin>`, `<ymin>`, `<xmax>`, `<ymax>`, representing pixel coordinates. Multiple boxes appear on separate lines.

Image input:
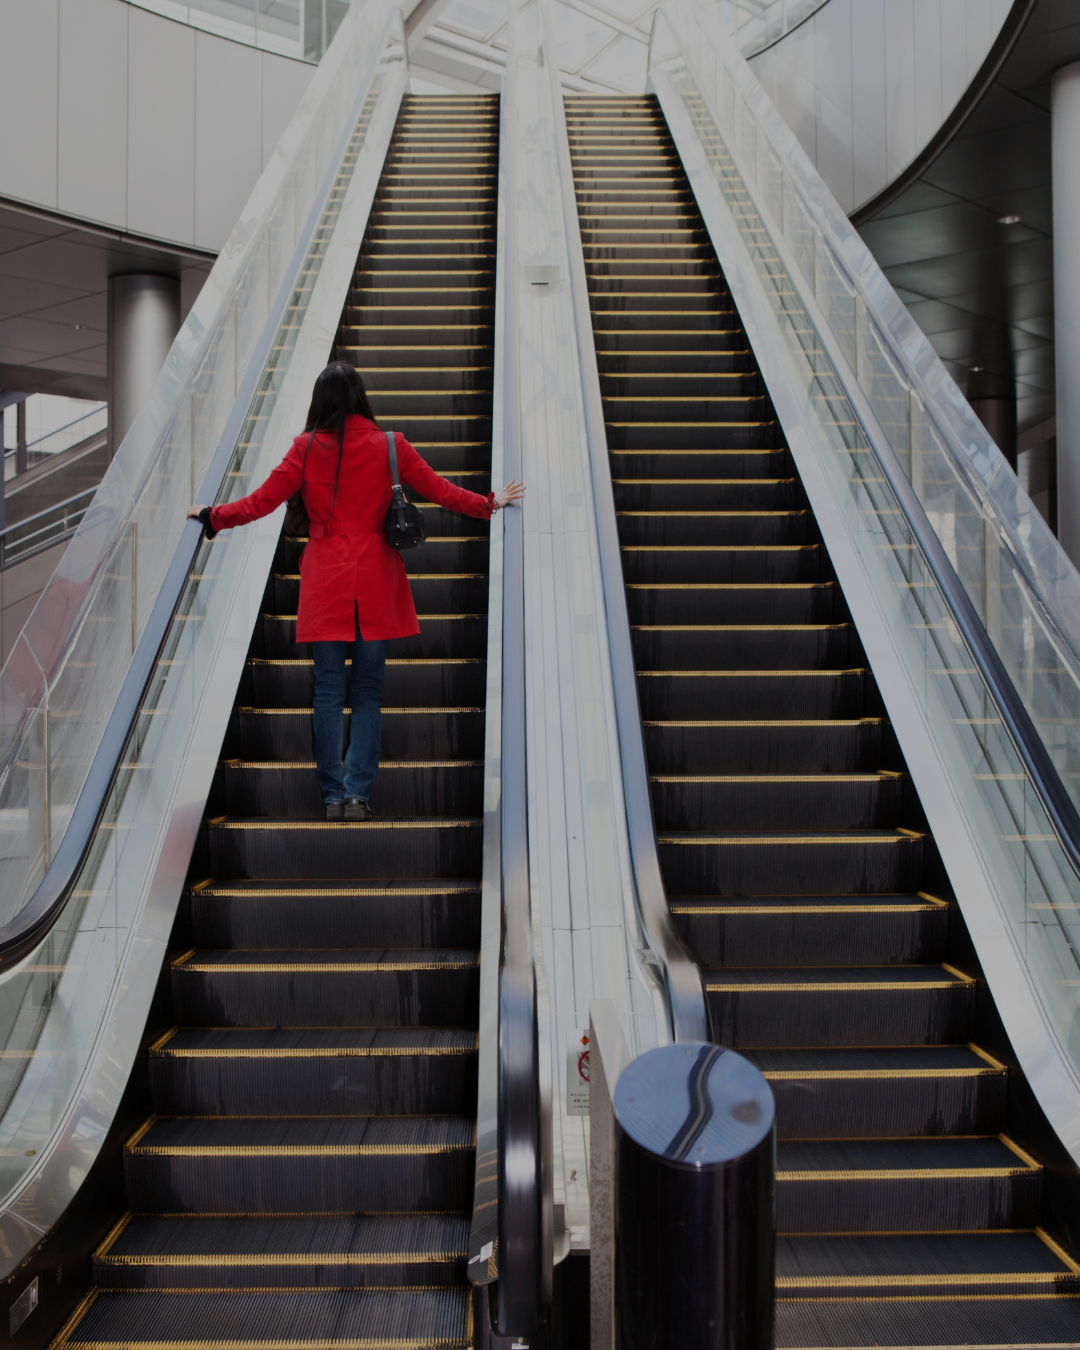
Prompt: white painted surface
<box><xmin>747</xmin><ymin>0</ymin><xmax>1013</xmax><ymax>215</ymax></box>
<box><xmin>0</xmin><ymin>0</ymin><xmax>315</xmax><ymax>252</ymax></box>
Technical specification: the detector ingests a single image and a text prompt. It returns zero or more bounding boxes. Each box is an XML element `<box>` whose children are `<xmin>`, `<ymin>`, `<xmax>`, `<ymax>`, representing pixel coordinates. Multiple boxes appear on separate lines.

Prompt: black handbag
<box><xmin>383</xmin><ymin>430</ymin><xmax>426</xmax><ymax>550</ymax></box>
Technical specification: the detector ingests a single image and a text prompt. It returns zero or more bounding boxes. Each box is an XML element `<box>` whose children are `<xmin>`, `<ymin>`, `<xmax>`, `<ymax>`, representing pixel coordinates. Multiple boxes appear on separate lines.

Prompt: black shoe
<box><xmin>344</xmin><ymin>797</ymin><xmax>372</xmax><ymax>821</ymax></box>
<box><xmin>325</xmin><ymin>801</ymin><xmax>344</xmax><ymax>821</ymax></box>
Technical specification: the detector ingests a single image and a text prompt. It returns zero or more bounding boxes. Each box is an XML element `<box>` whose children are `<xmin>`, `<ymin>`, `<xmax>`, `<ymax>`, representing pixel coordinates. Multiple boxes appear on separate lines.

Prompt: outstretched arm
<box><xmin>398</xmin><ymin>437</ymin><xmax>525</xmax><ymax>518</ymax></box>
<box><xmin>187</xmin><ymin>437</ymin><xmax>306</xmax><ymax>534</ymax></box>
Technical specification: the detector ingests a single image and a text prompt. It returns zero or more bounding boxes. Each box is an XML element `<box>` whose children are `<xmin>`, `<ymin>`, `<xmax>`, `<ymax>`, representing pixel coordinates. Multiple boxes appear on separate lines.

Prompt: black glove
<box><xmin>197</xmin><ymin>507</ymin><xmax>217</xmax><ymax>541</ymax></box>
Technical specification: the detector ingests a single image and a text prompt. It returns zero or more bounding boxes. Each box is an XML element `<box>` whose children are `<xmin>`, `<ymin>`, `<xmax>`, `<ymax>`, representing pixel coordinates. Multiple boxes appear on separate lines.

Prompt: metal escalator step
<box><xmin>643</xmin><ymin>717</ymin><xmax>882</xmax><ymax>774</ymax></box>
<box><xmin>260</xmin><ymin>613</ymin><xmax>487</xmax><ymax>659</ymax></box>
<box><xmin>234</xmin><ymin>708</ymin><xmax>485</xmax><ymax>762</ymax></box>
<box><xmin>744</xmin><ymin>1047</ymin><xmax>1006</xmax><ymax>1139</ymax></box>
<box><xmin>658</xmin><ymin>829</ymin><xmax>926</xmax><ymax>898</ymax></box>
<box><xmin>93</xmin><ymin>1212</ymin><xmax>470</xmax><ymax>1290</ymax></box>
<box><xmin>776</xmin><ymin>1137</ymin><xmax>1041</xmax><ymax>1233</ymax></box>
<box><xmin>123</xmin><ymin>1116</ymin><xmax>475</xmax><ymax>1214</ymax></box>
<box><xmin>188</xmin><ymin>880</ymin><xmax>481</xmax><ymax>950</ymax></box>
<box><xmin>598</xmin><ymin>349</ymin><xmax>755</xmax><ymax>370</ymax></box>
<box><xmin>248</xmin><ymin>655</ymin><xmax>486</xmax><ymax>706</ymax></box>
<box><xmin>205</xmin><ymin>816</ymin><xmax>483</xmax><ymax>881</ymax></box>
<box><xmin>776</xmin><ymin>1229</ymin><xmax>1080</xmax><ymax>1299</ymax></box>
<box><xmin>362</xmin><ymin>387</ymin><xmax>493</xmax><ymax>414</ymax></box>
<box><xmin>621</xmin><ymin>544</ymin><xmax>820</xmax><ymax>584</ymax></box>
<box><xmin>360</xmin><ymin>366</ymin><xmax>494</xmax><ymax>391</ymax></box>
<box><xmin>651</xmin><ymin>771</ymin><xmax>903</xmax><ymax>831</ymax></box>
<box><xmin>671</xmin><ymin>893</ymin><xmax>947</xmax><ymax>967</ymax></box>
<box><xmin>703</xmin><ymin>964</ymin><xmax>973</xmax><ymax>1047</ymax></box>
<box><xmin>170</xmin><ymin>947</ymin><xmax>479</xmax><ymax>1027</ymax></box>
<box><xmin>59</xmin><ymin>1286</ymin><xmax>472</xmax><ymax>1345</ymax></box>
<box><xmin>617</xmin><ymin>509</ymin><xmax>808</xmax><ymax>546</ymax></box>
<box><xmin>593</xmin><ymin>328</ymin><xmax>747</xmax><ymax>351</ymax></box>
<box><xmin>775</xmin><ymin>1291</ymin><xmax>1080</xmax><ymax>1348</ymax></box>
<box><xmin>610</xmin><ymin>449</ymin><xmax>787</xmax><ymax>478</ymax></box>
<box><xmin>148</xmin><ymin>1029</ymin><xmax>478</xmax><ymax>1118</ymax></box>
<box><xmin>636</xmin><ymin>668</ymin><xmax>865</xmax><ymax>719</ymax></box>
<box><xmin>219</xmin><ymin>760</ymin><xmax>484</xmax><ymax>818</ymax></box>
<box><xmin>337</xmin><ymin>323</ymin><xmax>494</xmax><ymax>345</ymax></box>
<box><xmin>613</xmin><ymin>474</ymin><xmax>792</xmax><ymax>506</ymax></box>
<box><xmin>632</xmin><ymin>623</ymin><xmax>849</xmax><ymax>670</ymax></box>
<box><xmin>626</xmin><ymin>583</ymin><xmax>834</xmax><ymax>625</ymax></box>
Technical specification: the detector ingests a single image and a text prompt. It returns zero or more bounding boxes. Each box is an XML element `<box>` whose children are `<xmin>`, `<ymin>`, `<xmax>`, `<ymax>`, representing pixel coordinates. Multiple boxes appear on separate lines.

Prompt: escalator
<box><xmin>567</xmin><ymin>93</ymin><xmax>1080</xmax><ymax>1348</ymax></box>
<box><xmin>53</xmin><ymin>93</ymin><xmax>497</xmax><ymax>1350</ymax></box>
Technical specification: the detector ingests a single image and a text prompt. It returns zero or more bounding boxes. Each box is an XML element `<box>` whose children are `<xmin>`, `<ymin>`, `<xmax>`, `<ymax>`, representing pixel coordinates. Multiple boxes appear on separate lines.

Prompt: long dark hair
<box><xmin>301</xmin><ymin>361</ymin><xmax>377</xmax><ymax>519</ymax></box>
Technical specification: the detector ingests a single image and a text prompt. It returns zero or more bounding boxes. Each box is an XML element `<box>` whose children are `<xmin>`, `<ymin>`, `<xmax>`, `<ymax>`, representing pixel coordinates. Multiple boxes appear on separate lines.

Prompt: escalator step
<box><xmin>608</xmin><ymin>422</ymin><xmax>783</xmax><ymax>451</ymax></box>
<box><xmin>776</xmin><ymin>1137</ymin><xmax>1041</xmax><ymax>1233</ymax></box>
<box><xmin>123</xmin><ymin>1116</ymin><xmax>475</xmax><ymax>1213</ymax></box>
<box><xmin>170</xmin><ymin>947</ymin><xmax>479</xmax><ymax>1027</ymax></box>
<box><xmin>651</xmin><ymin>772</ymin><xmax>902</xmax><ymax>831</ymax></box>
<box><xmin>671</xmin><ymin>892</ymin><xmax>946</xmax><ymax>965</ymax></box>
<box><xmin>220</xmin><ymin>760</ymin><xmax>484</xmax><ymax>818</ymax></box>
<box><xmin>59</xmin><ymin>1287</ymin><xmax>472</xmax><ymax>1346</ymax></box>
<box><xmin>189</xmin><ymin>880</ymin><xmax>480</xmax><ymax>950</ymax></box>
<box><xmin>776</xmin><ymin>1229</ymin><xmax>1080</xmax><ymax>1299</ymax></box>
<box><xmin>658</xmin><ymin>829</ymin><xmax>925</xmax><ymax>895</ymax></box>
<box><xmin>206</xmin><ymin>816</ymin><xmax>483</xmax><ymax>879</ymax></box>
<box><xmin>248</xmin><ymin>655</ymin><xmax>487</xmax><ymax>706</ymax></box>
<box><xmin>748</xmin><ymin>1046</ymin><xmax>1006</xmax><ymax>1139</ymax></box>
<box><xmin>704</xmin><ymin>964</ymin><xmax>974</xmax><ymax>1047</ymax></box>
<box><xmin>616</xmin><ymin>509</ymin><xmax>809</xmax><ymax>546</ymax></box>
<box><xmin>611</xmin><ymin>449</ymin><xmax>786</xmax><ymax>478</ymax></box>
<box><xmin>626</xmin><ymin>582</ymin><xmax>834</xmax><ymax>624</ymax></box>
<box><xmin>94</xmin><ymin>1212</ymin><xmax>470</xmax><ymax>1290</ymax></box>
<box><xmin>149</xmin><ymin>1028</ymin><xmax>478</xmax><ymax>1117</ymax></box>
<box><xmin>234</xmin><ymin>707</ymin><xmax>485</xmax><ymax>761</ymax></box>
<box><xmin>636</xmin><ymin>668</ymin><xmax>865</xmax><ymax>719</ymax></box>
<box><xmin>261</xmin><ymin>613</ymin><xmax>487</xmax><ymax>659</ymax></box>
<box><xmin>642</xmin><ymin>718</ymin><xmax>882</xmax><ymax>774</ymax></box>
<box><xmin>631</xmin><ymin>623</ymin><xmax>849</xmax><ymax>670</ymax></box>
<box><xmin>620</xmin><ymin>544</ymin><xmax>820</xmax><ymax>583</ymax></box>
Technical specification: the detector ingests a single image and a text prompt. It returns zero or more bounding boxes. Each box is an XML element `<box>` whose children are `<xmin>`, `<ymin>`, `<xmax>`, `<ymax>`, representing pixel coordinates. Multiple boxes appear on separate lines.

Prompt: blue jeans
<box><xmin>311</xmin><ymin>614</ymin><xmax>387</xmax><ymax>804</ymax></box>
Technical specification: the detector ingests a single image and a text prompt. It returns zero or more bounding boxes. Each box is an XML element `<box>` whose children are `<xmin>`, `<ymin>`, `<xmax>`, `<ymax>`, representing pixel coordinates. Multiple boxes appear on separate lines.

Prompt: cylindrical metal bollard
<box><xmin>613</xmin><ymin>1042</ymin><xmax>775</xmax><ymax>1350</ymax></box>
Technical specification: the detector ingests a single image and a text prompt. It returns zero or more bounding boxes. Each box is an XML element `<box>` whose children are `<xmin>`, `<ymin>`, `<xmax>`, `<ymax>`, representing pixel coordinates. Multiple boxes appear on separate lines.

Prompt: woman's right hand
<box><xmin>494</xmin><ymin>480</ymin><xmax>526</xmax><ymax>509</ymax></box>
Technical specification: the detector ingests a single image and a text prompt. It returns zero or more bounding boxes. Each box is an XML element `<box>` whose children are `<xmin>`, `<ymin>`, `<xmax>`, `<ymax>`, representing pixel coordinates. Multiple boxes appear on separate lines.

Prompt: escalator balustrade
<box><xmin>566</xmin><ymin>93</ymin><xmax>1080</xmax><ymax>1348</ymax></box>
<box><xmin>53</xmin><ymin>94</ymin><xmax>497</xmax><ymax>1350</ymax></box>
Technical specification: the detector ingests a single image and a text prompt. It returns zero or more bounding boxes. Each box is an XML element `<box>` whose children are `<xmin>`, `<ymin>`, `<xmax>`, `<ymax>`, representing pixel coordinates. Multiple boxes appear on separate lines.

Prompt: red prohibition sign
<box><xmin>577</xmin><ymin>1049</ymin><xmax>590</xmax><ymax>1083</ymax></box>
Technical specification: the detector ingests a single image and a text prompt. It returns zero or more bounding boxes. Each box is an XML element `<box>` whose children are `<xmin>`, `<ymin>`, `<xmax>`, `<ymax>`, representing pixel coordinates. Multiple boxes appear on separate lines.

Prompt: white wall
<box><xmin>0</xmin><ymin>0</ymin><xmax>315</xmax><ymax>252</ymax></box>
<box><xmin>748</xmin><ymin>0</ymin><xmax>1013</xmax><ymax>216</ymax></box>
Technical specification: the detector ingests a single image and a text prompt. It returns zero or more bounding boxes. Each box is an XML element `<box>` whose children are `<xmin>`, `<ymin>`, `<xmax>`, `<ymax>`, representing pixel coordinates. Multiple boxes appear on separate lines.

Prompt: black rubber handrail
<box><xmin>495</xmin><ymin>7</ymin><xmax>545</xmax><ymax>1332</ymax></box>
<box><xmin>667</xmin><ymin>32</ymin><xmax>1080</xmax><ymax>893</ymax></box>
<box><xmin>0</xmin><ymin>20</ymin><xmax>394</xmax><ymax>977</ymax></box>
<box><xmin>546</xmin><ymin>8</ymin><xmax>711</xmax><ymax>1045</ymax></box>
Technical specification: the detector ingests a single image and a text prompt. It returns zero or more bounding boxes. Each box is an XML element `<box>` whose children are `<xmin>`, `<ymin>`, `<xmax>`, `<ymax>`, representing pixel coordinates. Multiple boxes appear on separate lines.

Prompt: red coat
<box><xmin>209</xmin><ymin>415</ymin><xmax>494</xmax><ymax>642</ymax></box>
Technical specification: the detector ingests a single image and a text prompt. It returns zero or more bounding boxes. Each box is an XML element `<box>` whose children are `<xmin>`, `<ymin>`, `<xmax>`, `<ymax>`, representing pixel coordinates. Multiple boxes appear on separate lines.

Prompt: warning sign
<box><xmin>567</xmin><ymin>1029</ymin><xmax>590</xmax><ymax>1115</ymax></box>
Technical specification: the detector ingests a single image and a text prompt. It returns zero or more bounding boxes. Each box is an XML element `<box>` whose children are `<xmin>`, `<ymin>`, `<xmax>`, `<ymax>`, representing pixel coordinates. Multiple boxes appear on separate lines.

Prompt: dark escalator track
<box><xmin>55</xmin><ymin>94</ymin><xmax>497</xmax><ymax>1350</ymax></box>
<box><xmin>566</xmin><ymin>94</ymin><xmax>1080</xmax><ymax>1349</ymax></box>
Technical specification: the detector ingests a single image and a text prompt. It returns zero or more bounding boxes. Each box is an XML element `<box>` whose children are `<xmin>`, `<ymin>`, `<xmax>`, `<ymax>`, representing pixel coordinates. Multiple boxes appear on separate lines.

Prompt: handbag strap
<box><xmin>385</xmin><ymin>430</ymin><xmax>400</xmax><ymax>487</ymax></box>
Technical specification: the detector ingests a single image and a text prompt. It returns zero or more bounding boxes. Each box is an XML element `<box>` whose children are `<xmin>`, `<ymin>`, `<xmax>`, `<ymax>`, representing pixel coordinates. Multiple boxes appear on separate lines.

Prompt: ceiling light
<box><xmin>998</xmin><ymin>214</ymin><xmax>1022</xmax><ymax>224</ymax></box>
<box><xmin>970</xmin><ymin>366</ymin><xmax>984</xmax><ymax>373</ymax></box>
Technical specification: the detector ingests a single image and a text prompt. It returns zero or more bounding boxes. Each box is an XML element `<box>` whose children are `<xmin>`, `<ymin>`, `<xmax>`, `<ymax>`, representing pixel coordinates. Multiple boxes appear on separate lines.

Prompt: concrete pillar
<box><xmin>107</xmin><ymin>274</ymin><xmax>180</xmax><ymax>458</ymax></box>
<box><xmin>1053</xmin><ymin>63</ymin><xmax>1080</xmax><ymax>562</ymax></box>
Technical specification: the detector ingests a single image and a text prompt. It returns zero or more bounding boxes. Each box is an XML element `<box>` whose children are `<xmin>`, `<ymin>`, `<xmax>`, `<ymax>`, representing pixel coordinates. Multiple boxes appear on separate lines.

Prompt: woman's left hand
<box><xmin>494</xmin><ymin>480</ymin><xmax>526</xmax><ymax>509</ymax></box>
<box><xmin>187</xmin><ymin>505</ymin><xmax>208</xmax><ymax>519</ymax></box>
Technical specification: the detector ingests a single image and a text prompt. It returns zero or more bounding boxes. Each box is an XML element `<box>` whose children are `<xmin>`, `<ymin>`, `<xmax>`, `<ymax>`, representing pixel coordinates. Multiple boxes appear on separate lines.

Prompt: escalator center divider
<box><xmin>53</xmin><ymin>94</ymin><xmax>499</xmax><ymax>1350</ymax></box>
<box><xmin>565</xmin><ymin>93</ymin><xmax>1080</xmax><ymax>1350</ymax></box>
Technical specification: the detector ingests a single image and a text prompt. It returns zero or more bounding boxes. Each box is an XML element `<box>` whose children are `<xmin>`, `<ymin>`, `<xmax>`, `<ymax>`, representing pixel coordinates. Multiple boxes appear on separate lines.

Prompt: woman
<box><xmin>188</xmin><ymin>361</ymin><xmax>525</xmax><ymax>821</ymax></box>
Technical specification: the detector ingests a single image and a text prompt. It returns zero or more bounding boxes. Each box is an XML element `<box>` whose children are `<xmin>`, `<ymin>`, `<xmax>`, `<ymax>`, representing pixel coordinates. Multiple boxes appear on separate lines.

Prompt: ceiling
<box><xmin>854</xmin><ymin>0</ymin><xmax>1080</xmax><ymax>436</ymax></box>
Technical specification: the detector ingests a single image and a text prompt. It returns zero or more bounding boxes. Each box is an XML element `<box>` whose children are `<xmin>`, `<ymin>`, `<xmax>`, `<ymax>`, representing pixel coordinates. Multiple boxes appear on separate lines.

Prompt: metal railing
<box><xmin>3</xmin><ymin>406</ymin><xmax>108</xmax><ymax>482</ymax></box>
<box><xmin>0</xmin><ymin>489</ymin><xmax>96</xmax><ymax>570</ymax></box>
<box><xmin>650</xmin><ymin>0</ymin><xmax>1080</xmax><ymax>1163</ymax></box>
